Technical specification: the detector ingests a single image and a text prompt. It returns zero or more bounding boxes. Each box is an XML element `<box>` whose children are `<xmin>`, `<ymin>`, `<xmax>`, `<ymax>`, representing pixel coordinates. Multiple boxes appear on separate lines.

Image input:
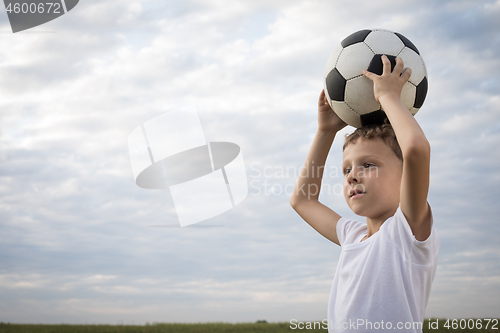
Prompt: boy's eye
<box><xmin>343</xmin><ymin>167</ymin><xmax>351</xmax><ymax>175</ymax></box>
<box><xmin>364</xmin><ymin>163</ymin><xmax>375</xmax><ymax>168</ymax></box>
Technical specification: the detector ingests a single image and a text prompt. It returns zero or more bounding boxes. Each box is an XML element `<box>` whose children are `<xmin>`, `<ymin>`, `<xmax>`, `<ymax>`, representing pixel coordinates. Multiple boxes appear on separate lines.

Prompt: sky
<box><xmin>0</xmin><ymin>0</ymin><xmax>499</xmax><ymax>325</ymax></box>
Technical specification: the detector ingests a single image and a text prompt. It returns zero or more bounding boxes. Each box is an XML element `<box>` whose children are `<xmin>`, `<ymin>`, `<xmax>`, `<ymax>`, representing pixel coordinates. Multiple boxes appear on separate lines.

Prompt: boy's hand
<box><xmin>318</xmin><ymin>89</ymin><xmax>347</xmax><ymax>132</ymax></box>
<box><xmin>362</xmin><ymin>55</ymin><xmax>412</xmax><ymax>103</ymax></box>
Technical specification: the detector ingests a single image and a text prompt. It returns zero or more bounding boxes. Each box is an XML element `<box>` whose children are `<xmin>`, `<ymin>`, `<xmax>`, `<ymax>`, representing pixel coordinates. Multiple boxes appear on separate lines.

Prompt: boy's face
<box><xmin>342</xmin><ymin>137</ymin><xmax>403</xmax><ymax>221</ymax></box>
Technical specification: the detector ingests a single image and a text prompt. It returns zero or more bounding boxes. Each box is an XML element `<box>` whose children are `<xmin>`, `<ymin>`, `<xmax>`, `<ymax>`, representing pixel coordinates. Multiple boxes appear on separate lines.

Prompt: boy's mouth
<box><xmin>349</xmin><ymin>188</ymin><xmax>366</xmax><ymax>198</ymax></box>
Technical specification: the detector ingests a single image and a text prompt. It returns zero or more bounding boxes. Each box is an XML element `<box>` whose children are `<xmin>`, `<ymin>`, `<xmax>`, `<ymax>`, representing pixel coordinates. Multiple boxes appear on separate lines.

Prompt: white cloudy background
<box><xmin>1</xmin><ymin>0</ymin><xmax>499</xmax><ymax>325</ymax></box>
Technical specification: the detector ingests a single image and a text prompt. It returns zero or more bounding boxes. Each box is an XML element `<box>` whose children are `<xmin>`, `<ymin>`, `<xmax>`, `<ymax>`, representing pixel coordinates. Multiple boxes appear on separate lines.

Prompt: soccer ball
<box><xmin>323</xmin><ymin>29</ymin><xmax>428</xmax><ymax>128</ymax></box>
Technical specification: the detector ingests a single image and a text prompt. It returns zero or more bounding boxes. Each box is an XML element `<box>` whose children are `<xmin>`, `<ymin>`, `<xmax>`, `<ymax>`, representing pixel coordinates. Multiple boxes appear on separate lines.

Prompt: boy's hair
<box><xmin>343</xmin><ymin>123</ymin><xmax>403</xmax><ymax>162</ymax></box>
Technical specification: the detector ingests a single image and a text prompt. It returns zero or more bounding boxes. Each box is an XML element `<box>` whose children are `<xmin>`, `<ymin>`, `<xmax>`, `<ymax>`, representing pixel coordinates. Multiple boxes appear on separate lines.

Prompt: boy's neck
<box><xmin>363</xmin><ymin>208</ymin><xmax>397</xmax><ymax>240</ymax></box>
<box><xmin>363</xmin><ymin>219</ymin><xmax>384</xmax><ymax>240</ymax></box>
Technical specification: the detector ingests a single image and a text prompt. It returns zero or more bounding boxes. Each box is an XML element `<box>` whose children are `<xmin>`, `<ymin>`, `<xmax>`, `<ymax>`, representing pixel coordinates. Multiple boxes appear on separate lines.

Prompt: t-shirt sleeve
<box><xmin>336</xmin><ymin>217</ymin><xmax>349</xmax><ymax>245</ymax></box>
<box><xmin>336</xmin><ymin>217</ymin><xmax>366</xmax><ymax>246</ymax></box>
<box><xmin>387</xmin><ymin>204</ymin><xmax>440</xmax><ymax>265</ymax></box>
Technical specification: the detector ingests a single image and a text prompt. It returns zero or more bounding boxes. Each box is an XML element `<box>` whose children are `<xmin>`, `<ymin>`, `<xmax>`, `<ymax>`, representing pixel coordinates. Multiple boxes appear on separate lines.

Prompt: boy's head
<box><xmin>341</xmin><ymin>124</ymin><xmax>403</xmax><ymax>220</ymax></box>
<box><xmin>343</xmin><ymin>124</ymin><xmax>402</xmax><ymax>162</ymax></box>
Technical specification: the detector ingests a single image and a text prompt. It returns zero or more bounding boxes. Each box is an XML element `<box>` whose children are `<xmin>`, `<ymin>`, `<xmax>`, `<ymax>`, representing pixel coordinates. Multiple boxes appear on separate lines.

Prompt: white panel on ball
<box><xmin>398</xmin><ymin>47</ymin><xmax>427</xmax><ymax>86</ymax></box>
<box><xmin>409</xmin><ymin>107</ymin><xmax>419</xmax><ymax>115</ymax></box>
<box><xmin>400</xmin><ymin>83</ymin><xmax>417</xmax><ymax>112</ymax></box>
<box><xmin>324</xmin><ymin>44</ymin><xmax>343</xmax><ymax>78</ymax></box>
<box><xmin>345</xmin><ymin>76</ymin><xmax>380</xmax><ymax>114</ymax></box>
<box><xmin>331</xmin><ymin>101</ymin><xmax>362</xmax><ymax>128</ymax></box>
<box><xmin>336</xmin><ymin>42</ymin><xmax>374</xmax><ymax>80</ymax></box>
<box><xmin>364</xmin><ymin>30</ymin><xmax>405</xmax><ymax>56</ymax></box>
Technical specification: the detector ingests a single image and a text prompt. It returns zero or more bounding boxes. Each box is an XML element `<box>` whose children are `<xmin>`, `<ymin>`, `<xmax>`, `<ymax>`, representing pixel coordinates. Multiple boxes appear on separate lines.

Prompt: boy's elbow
<box><xmin>403</xmin><ymin>138</ymin><xmax>430</xmax><ymax>161</ymax></box>
<box><xmin>290</xmin><ymin>194</ymin><xmax>308</xmax><ymax>211</ymax></box>
<box><xmin>290</xmin><ymin>195</ymin><xmax>300</xmax><ymax>210</ymax></box>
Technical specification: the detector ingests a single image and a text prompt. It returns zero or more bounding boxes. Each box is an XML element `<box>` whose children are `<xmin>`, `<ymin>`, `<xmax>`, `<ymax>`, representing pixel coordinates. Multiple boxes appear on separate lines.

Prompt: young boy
<box><xmin>290</xmin><ymin>55</ymin><xmax>439</xmax><ymax>332</ymax></box>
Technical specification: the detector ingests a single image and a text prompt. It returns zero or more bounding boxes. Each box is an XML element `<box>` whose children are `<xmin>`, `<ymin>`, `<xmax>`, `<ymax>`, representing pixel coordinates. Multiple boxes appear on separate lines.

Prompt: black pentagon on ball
<box><xmin>367</xmin><ymin>54</ymin><xmax>397</xmax><ymax>76</ymax></box>
<box><xmin>360</xmin><ymin>110</ymin><xmax>387</xmax><ymax>127</ymax></box>
<box><xmin>394</xmin><ymin>32</ymin><xmax>420</xmax><ymax>55</ymax></box>
<box><xmin>414</xmin><ymin>77</ymin><xmax>428</xmax><ymax>108</ymax></box>
<box><xmin>325</xmin><ymin>68</ymin><xmax>346</xmax><ymax>102</ymax></box>
<box><xmin>341</xmin><ymin>29</ymin><xmax>371</xmax><ymax>48</ymax></box>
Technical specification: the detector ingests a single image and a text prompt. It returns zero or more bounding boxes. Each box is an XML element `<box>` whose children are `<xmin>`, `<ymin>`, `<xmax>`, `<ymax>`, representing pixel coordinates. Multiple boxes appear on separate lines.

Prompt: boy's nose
<box><xmin>347</xmin><ymin>171</ymin><xmax>358</xmax><ymax>184</ymax></box>
<box><xmin>347</xmin><ymin>167</ymin><xmax>364</xmax><ymax>184</ymax></box>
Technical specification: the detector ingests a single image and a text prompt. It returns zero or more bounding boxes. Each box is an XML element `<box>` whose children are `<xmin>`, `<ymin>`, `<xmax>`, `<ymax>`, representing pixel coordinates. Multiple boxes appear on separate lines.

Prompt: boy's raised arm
<box><xmin>363</xmin><ymin>56</ymin><xmax>432</xmax><ymax>241</ymax></box>
<box><xmin>290</xmin><ymin>90</ymin><xmax>347</xmax><ymax>246</ymax></box>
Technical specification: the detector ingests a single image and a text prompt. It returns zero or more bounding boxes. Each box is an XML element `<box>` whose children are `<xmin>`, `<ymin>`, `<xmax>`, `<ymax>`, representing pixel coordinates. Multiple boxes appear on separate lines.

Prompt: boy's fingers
<box><xmin>382</xmin><ymin>55</ymin><xmax>391</xmax><ymax>75</ymax></box>
<box><xmin>401</xmin><ymin>67</ymin><xmax>412</xmax><ymax>82</ymax></box>
<box><xmin>319</xmin><ymin>89</ymin><xmax>326</xmax><ymax>106</ymax></box>
<box><xmin>394</xmin><ymin>57</ymin><xmax>405</xmax><ymax>75</ymax></box>
<box><xmin>362</xmin><ymin>70</ymin><xmax>376</xmax><ymax>81</ymax></box>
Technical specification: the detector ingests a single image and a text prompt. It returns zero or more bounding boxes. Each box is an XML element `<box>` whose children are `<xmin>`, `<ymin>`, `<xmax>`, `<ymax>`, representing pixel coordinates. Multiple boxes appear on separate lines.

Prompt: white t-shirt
<box><xmin>327</xmin><ymin>206</ymin><xmax>439</xmax><ymax>333</ymax></box>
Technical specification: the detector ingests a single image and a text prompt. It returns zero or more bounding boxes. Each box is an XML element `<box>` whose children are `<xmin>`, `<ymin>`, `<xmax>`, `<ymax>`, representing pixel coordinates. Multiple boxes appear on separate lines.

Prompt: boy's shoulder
<box><xmin>336</xmin><ymin>216</ymin><xmax>366</xmax><ymax>245</ymax></box>
<box><xmin>339</xmin><ymin>206</ymin><xmax>439</xmax><ymax>257</ymax></box>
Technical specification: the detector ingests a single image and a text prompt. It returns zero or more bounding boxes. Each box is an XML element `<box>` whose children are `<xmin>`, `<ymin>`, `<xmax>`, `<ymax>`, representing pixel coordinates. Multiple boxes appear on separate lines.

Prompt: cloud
<box><xmin>0</xmin><ymin>0</ymin><xmax>499</xmax><ymax>324</ymax></box>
